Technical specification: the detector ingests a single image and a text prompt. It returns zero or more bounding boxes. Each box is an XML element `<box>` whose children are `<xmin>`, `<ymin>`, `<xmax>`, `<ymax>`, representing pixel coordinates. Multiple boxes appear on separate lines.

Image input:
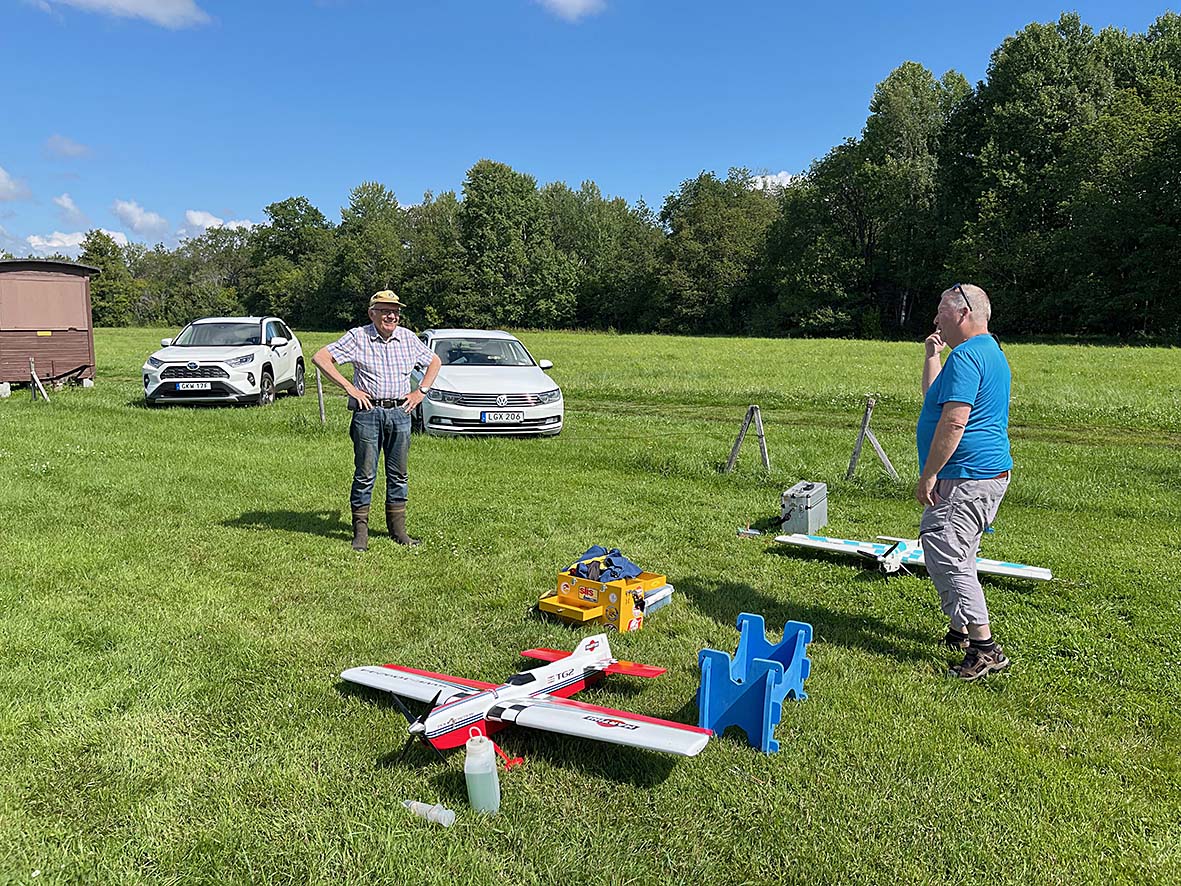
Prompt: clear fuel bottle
<box><xmin>463</xmin><ymin>732</ymin><xmax>500</xmax><ymax>814</ymax></box>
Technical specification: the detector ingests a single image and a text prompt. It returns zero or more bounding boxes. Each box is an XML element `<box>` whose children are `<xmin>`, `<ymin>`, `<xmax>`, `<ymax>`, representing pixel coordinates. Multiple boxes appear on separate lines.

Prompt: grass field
<box><xmin>1</xmin><ymin>328</ymin><xmax>1178</xmax><ymax>885</ymax></box>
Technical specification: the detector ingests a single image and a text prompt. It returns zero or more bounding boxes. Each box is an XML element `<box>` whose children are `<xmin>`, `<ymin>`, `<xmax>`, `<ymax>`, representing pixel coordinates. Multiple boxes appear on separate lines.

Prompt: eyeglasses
<box><xmin>951</xmin><ymin>283</ymin><xmax>972</xmax><ymax>313</ymax></box>
<box><xmin>373</xmin><ymin>308</ymin><xmax>401</xmax><ymax>317</ymax></box>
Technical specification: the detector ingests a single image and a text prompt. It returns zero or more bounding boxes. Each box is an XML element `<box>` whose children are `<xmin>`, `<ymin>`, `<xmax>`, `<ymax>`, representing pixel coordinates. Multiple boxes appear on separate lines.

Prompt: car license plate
<box><xmin>481</xmin><ymin>410</ymin><xmax>524</xmax><ymax>424</ymax></box>
<box><xmin>177</xmin><ymin>382</ymin><xmax>211</xmax><ymax>391</ymax></box>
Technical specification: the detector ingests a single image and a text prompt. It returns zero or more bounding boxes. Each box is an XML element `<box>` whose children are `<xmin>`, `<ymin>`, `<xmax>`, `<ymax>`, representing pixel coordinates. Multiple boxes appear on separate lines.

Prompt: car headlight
<box><xmin>225</xmin><ymin>354</ymin><xmax>255</xmax><ymax>368</ymax></box>
<box><xmin>147</xmin><ymin>356</ymin><xmax>163</xmax><ymax>368</ymax></box>
<box><xmin>427</xmin><ymin>389</ymin><xmax>463</xmax><ymax>404</ymax></box>
<box><xmin>536</xmin><ymin>388</ymin><xmax>561</xmax><ymax>404</ymax></box>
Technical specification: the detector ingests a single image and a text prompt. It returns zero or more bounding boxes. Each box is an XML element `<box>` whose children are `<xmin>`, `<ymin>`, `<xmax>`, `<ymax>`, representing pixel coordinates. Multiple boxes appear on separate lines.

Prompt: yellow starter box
<box><xmin>539</xmin><ymin>571</ymin><xmax>668</xmax><ymax>632</ymax></box>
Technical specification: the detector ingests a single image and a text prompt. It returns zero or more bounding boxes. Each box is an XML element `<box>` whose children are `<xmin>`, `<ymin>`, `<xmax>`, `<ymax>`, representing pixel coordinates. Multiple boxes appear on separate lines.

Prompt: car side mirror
<box><xmin>160</xmin><ymin>338</ymin><xmax>173</xmax><ymax>347</ymax></box>
<box><xmin>538</xmin><ymin>359</ymin><xmax>553</xmax><ymax>370</ymax></box>
<box><xmin>270</xmin><ymin>336</ymin><xmax>289</xmax><ymax>348</ymax></box>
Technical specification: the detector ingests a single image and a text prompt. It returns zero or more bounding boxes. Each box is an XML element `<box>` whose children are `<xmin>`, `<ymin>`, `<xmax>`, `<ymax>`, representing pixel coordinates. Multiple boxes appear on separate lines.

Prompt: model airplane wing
<box><xmin>340</xmin><ymin>664</ymin><xmax>497</xmax><ymax>705</ymax></box>
<box><xmin>774</xmin><ymin>534</ymin><xmax>900</xmax><ymax>558</ymax></box>
<box><xmin>971</xmin><ymin>557</ymin><xmax>1053</xmax><ymax>581</ymax></box>
<box><xmin>775</xmin><ymin>533</ymin><xmax>1051</xmax><ymax>581</ymax></box>
<box><xmin>485</xmin><ymin>694</ymin><xmax>711</xmax><ymax>756</ymax></box>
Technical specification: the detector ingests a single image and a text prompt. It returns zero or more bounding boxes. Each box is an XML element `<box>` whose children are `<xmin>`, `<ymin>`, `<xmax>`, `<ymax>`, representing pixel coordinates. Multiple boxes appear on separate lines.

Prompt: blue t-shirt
<box><xmin>916</xmin><ymin>334</ymin><xmax>1013</xmax><ymax>479</ymax></box>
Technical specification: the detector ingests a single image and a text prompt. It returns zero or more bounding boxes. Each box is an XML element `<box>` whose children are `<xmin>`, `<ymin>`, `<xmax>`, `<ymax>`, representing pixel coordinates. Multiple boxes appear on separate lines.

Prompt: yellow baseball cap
<box><xmin>369</xmin><ymin>290</ymin><xmax>403</xmax><ymax>309</ymax></box>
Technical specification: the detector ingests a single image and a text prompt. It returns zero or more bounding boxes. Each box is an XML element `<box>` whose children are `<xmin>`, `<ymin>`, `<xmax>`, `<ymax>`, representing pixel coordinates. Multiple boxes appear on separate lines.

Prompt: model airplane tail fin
<box><xmin>572</xmin><ymin>633</ymin><xmax>613</xmax><ymax>661</ymax></box>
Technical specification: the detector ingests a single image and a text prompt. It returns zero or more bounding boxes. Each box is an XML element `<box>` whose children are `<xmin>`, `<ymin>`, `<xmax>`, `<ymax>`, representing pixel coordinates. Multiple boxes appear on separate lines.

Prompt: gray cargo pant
<box><xmin>919</xmin><ymin>476</ymin><xmax>1010</xmax><ymax>629</ymax></box>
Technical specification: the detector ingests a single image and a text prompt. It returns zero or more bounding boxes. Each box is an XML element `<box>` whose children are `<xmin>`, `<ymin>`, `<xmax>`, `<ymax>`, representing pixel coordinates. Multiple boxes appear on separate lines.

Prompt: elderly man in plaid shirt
<box><xmin>313</xmin><ymin>290</ymin><xmax>441</xmax><ymax>551</ymax></box>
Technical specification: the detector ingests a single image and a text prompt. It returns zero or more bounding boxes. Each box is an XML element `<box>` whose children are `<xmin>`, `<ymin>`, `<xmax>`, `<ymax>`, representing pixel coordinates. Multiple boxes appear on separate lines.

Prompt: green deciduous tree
<box><xmin>652</xmin><ymin>169</ymin><xmax>779</xmax><ymax>334</ymax></box>
<box><xmin>79</xmin><ymin>230</ymin><xmax>137</xmax><ymax>326</ymax></box>
<box><xmin>318</xmin><ymin>182</ymin><xmax>405</xmax><ymax>327</ymax></box>
<box><xmin>1053</xmin><ymin>80</ymin><xmax>1181</xmax><ymax>336</ymax></box>
<box><xmin>242</xmin><ymin>197</ymin><xmax>333</xmax><ymax>325</ymax></box>
<box><xmin>862</xmin><ymin>63</ymin><xmax>969</xmax><ymax>331</ymax></box>
<box><xmin>753</xmin><ymin>179</ymin><xmax>863</xmax><ymax>336</ymax></box>
<box><xmin>459</xmin><ymin>160</ymin><xmax>576</xmax><ymax>328</ymax></box>
<box><xmin>941</xmin><ymin>14</ymin><xmax>1119</xmax><ymax>331</ymax></box>
<box><xmin>402</xmin><ymin>190</ymin><xmax>471</xmax><ymax>329</ymax></box>
<box><xmin>539</xmin><ymin>181</ymin><xmax>661</xmax><ymax>330</ymax></box>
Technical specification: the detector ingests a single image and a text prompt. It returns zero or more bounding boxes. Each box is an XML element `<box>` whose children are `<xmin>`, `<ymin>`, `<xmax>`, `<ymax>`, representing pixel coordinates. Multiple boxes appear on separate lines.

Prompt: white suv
<box><xmin>143</xmin><ymin>316</ymin><xmax>305</xmax><ymax>406</ymax></box>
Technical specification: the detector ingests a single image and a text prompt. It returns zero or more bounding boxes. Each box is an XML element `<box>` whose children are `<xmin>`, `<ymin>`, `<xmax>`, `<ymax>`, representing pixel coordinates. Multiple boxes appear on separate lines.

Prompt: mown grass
<box><xmin>1</xmin><ymin>328</ymin><xmax>1178</xmax><ymax>885</ymax></box>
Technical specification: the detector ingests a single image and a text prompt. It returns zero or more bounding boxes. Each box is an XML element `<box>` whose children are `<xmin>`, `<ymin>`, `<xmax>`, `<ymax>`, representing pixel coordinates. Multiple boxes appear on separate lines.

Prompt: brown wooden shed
<box><xmin>0</xmin><ymin>259</ymin><xmax>99</xmax><ymax>384</ymax></box>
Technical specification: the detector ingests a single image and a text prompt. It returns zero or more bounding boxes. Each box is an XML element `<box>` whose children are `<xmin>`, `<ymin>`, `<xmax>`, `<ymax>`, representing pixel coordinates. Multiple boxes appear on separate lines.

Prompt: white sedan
<box><xmin>415</xmin><ymin>329</ymin><xmax>563</xmax><ymax>436</ymax></box>
<box><xmin>143</xmin><ymin>316</ymin><xmax>305</xmax><ymax>406</ymax></box>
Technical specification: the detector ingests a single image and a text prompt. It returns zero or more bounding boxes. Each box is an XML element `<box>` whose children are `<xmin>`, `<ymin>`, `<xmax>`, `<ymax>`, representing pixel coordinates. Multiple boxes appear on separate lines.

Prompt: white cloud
<box><xmin>181</xmin><ymin>209</ymin><xmax>256</xmax><ymax>237</ymax></box>
<box><xmin>45</xmin><ymin>134</ymin><xmax>91</xmax><ymax>158</ymax></box>
<box><xmin>535</xmin><ymin>0</ymin><xmax>605</xmax><ymax>22</ymax></box>
<box><xmin>0</xmin><ymin>166</ymin><xmax>31</xmax><ymax>201</ymax></box>
<box><xmin>26</xmin><ymin>228</ymin><xmax>128</xmax><ymax>256</ymax></box>
<box><xmin>0</xmin><ymin>224</ymin><xmax>26</xmax><ymax>255</ymax></box>
<box><xmin>36</xmin><ymin>0</ymin><xmax>210</xmax><ymax>28</ymax></box>
<box><xmin>184</xmin><ymin>209</ymin><xmax>223</xmax><ymax>230</ymax></box>
<box><xmin>750</xmin><ymin>171</ymin><xmax>796</xmax><ymax>192</ymax></box>
<box><xmin>112</xmin><ymin>199</ymin><xmax>168</xmax><ymax>236</ymax></box>
<box><xmin>54</xmin><ymin>192</ymin><xmax>87</xmax><ymax>224</ymax></box>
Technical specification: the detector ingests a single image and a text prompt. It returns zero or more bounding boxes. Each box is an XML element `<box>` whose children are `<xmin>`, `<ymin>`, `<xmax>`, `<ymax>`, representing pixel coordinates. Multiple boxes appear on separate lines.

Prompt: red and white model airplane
<box><xmin>341</xmin><ymin>634</ymin><xmax>711</xmax><ymax>764</ymax></box>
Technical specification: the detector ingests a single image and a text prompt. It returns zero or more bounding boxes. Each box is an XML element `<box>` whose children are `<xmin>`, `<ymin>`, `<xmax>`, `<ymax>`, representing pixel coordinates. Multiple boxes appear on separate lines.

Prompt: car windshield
<box><xmin>433</xmin><ymin>337</ymin><xmax>534</xmax><ymax>367</ymax></box>
<box><xmin>173</xmin><ymin>323</ymin><xmax>260</xmax><ymax>347</ymax></box>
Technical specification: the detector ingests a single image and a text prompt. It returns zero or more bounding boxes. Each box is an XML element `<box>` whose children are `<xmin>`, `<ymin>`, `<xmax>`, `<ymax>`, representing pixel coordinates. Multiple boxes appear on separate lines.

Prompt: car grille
<box><xmin>455</xmin><ymin>393</ymin><xmax>544</xmax><ymax>407</ymax></box>
<box><xmin>161</xmin><ymin>365</ymin><xmax>231</xmax><ymax>379</ymax></box>
<box><xmin>442</xmin><ymin>417</ymin><xmax>558</xmax><ymax>428</ymax></box>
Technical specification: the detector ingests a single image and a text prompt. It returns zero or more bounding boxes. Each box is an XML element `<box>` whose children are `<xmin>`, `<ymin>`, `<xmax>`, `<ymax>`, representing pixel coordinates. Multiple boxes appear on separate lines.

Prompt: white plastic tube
<box><xmin>402</xmin><ymin>800</ymin><xmax>455</xmax><ymax>827</ymax></box>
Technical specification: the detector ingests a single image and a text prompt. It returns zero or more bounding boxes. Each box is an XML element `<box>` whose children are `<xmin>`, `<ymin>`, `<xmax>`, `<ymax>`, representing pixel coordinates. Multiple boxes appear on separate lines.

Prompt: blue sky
<box><xmin>0</xmin><ymin>0</ymin><xmax>1171</xmax><ymax>256</ymax></box>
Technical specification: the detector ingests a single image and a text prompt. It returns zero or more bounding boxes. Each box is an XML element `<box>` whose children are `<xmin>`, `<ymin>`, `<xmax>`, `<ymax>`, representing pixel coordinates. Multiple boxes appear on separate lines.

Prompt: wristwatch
<box><xmin>419</xmin><ymin>385</ymin><xmax>432</xmax><ymax>395</ymax></box>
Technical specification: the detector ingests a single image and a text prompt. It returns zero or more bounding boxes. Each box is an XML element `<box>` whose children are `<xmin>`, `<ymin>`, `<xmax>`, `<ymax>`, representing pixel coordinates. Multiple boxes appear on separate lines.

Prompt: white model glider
<box><xmin>341</xmin><ymin>634</ymin><xmax>711</xmax><ymax>762</ymax></box>
<box><xmin>774</xmin><ymin>533</ymin><xmax>1053</xmax><ymax>581</ymax></box>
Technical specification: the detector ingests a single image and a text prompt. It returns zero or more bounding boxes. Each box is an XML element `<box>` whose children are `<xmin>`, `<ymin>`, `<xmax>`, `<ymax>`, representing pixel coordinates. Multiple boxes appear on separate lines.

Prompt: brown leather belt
<box><xmin>989</xmin><ymin>471</ymin><xmax>1010</xmax><ymax>480</ymax></box>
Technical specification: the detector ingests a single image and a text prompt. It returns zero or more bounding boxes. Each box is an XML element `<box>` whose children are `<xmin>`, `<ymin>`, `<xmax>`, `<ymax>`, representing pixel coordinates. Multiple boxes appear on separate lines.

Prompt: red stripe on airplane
<box><xmin>426</xmin><ymin>719</ymin><xmax>507</xmax><ymax>750</ymax></box>
<box><xmin>380</xmin><ymin>664</ymin><xmax>499</xmax><ymax>690</ymax></box>
<box><xmin>544</xmin><ymin>697</ymin><xmax>712</xmax><ymax>734</ymax></box>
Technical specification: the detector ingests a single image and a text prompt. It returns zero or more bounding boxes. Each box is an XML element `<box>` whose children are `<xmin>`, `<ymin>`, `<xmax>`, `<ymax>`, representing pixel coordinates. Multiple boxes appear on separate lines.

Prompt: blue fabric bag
<box><xmin>567</xmin><ymin>546</ymin><xmax>643</xmax><ymax>581</ymax></box>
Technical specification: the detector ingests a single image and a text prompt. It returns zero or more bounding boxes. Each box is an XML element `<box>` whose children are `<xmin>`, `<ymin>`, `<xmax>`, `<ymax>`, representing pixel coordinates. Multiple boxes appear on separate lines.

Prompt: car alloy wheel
<box><xmin>257</xmin><ymin>370</ymin><xmax>275</xmax><ymax>406</ymax></box>
<box><xmin>293</xmin><ymin>362</ymin><xmax>306</xmax><ymax>397</ymax></box>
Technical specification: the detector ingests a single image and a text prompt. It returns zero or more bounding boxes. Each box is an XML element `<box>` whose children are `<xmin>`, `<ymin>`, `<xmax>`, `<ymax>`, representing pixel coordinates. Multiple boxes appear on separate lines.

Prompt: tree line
<box><xmin>15</xmin><ymin>12</ymin><xmax>1181</xmax><ymax>341</ymax></box>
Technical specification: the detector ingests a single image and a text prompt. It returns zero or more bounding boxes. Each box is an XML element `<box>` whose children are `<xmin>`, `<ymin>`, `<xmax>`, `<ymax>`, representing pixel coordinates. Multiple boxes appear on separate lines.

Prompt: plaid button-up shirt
<box><xmin>326</xmin><ymin>324</ymin><xmax>436</xmax><ymax>399</ymax></box>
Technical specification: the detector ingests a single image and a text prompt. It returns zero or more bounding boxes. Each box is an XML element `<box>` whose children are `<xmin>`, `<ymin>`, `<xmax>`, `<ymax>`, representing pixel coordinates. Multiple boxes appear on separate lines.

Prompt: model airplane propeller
<box><xmin>775</xmin><ymin>533</ymin><xmax>1053</xmax><ymax>581</ymax></box>
<box><xmin>341</xmin><ymin>634</ymin><xmax>711</xmax><ymax>765</ymax></box>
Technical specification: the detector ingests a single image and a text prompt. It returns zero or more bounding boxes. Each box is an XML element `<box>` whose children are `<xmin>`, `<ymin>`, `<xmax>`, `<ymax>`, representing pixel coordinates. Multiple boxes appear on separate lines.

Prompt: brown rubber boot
<box><xmin>351</xmin><ymin>505</ymin><xmax>370</xmax><ymax>552</ymax></box>
<box><xmin>386</xmin><ymin>502</ymin><xmax>420</xmax><ymax>546</ymax></box>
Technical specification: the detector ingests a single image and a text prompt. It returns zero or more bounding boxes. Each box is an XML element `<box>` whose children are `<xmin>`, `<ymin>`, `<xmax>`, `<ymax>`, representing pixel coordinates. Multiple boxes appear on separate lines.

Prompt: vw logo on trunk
<box><xmin>495</xmin><ymin>394</ymin><xmax>508</xmax><ymax>407</ymax></box>
<box><xmin>186</xmin><ymin>362</ymin><xmax>198</xmax><ymax>370</ymax></box>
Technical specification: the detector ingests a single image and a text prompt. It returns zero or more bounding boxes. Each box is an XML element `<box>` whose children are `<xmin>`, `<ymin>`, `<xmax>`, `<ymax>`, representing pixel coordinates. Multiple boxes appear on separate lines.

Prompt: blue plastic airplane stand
<box><xmin>697</xmin><ymin>613</ymin><xmax>812</xmax><ymax>753</ymax></box>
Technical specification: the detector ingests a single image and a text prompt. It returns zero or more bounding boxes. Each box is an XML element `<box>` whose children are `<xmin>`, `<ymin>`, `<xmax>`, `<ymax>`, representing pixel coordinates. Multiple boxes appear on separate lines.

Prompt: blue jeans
<box><xmin>349</xmin><ymin>406</ymin><xmax>411</xmax><ymax>508</ymax></box>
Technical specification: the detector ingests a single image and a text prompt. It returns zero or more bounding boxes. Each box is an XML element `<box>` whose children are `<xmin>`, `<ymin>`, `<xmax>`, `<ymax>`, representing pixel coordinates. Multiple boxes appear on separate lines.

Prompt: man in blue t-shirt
<box><xmin>916</xmin><ymin>283</ymin><xmax>1013</xmax><ymax>681</ymax></box>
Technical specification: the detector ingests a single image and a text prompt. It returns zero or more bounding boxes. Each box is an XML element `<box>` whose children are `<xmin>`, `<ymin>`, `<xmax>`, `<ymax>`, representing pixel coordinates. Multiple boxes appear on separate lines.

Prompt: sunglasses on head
<box><xmin>951</xmin><ymin>283</ymin><xmax>972</xmax><ymax>312</ymax></box>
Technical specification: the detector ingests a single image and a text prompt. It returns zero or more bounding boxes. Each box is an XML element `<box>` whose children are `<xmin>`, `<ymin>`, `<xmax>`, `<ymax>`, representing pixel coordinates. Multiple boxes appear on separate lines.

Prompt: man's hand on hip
<box><xmin>916</xmin><ymin>474</ymin><xmax>941</xmax><ymax>507</ymax></box>
<box><xmin>350</xmin><ymin>387</ymin><xmax>373</xmax><ymax>410</ymax></box>
<box><xmin>402</xmin><ymin>389</ymin><xmax>426</xmax><ymax>414</ymax></box>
